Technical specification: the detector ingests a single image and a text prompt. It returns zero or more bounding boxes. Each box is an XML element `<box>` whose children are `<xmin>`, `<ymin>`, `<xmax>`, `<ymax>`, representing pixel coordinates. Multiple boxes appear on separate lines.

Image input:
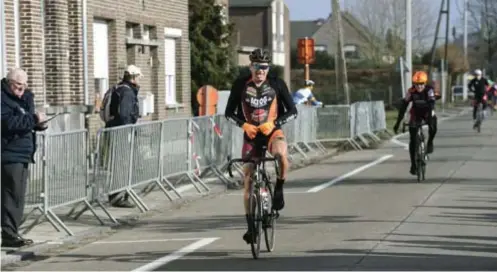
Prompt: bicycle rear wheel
<box><xmin>263</xmin><ymin>182</ymin><xmax>276</xmax><ymax>252</ymax></box>
<box><xmin>248</xmin><ymin>187</ymin><xmax>262</xmax><ymax>259</ymax></box>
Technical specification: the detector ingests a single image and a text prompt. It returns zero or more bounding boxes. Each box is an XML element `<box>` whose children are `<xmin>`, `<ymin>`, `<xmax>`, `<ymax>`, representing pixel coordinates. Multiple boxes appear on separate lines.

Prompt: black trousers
<box><xmin>1</xmin><ymin>163</ymin><xmax>29</xmax><ymax>236</ymax></box>
<box><xmin>473</xmin><ymin>100</ymin><xmax>487</xmax><ymax>120</ymax></box>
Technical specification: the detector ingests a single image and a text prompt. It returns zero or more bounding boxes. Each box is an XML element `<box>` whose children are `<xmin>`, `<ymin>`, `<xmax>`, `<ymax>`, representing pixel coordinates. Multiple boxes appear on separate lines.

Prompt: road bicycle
<box><xmin>474</xmin><ymin>101</ymin><xmax>485</xmax><ymax>133</ymax></box>
<box><xmin>227</xmin><ymin>138</ymin><xmax>280</xmax><ymax>259</ymax></box>
<box><xmin>403</xmin><ymin>121</ymin><xmax>428</xmax><ymax>182</ymax></box>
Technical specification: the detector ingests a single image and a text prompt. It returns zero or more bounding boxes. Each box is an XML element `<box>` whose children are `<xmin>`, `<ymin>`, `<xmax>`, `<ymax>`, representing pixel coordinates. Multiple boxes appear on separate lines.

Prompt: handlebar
<box><xmin>227</xmin><ymin>156</ymin><xmax>279</xmax><ymax>178</ymax></box>
<box><xmin>402</xmin><ymin>121</ymin><xmax>426</xmax><ymax>133</ymax></box>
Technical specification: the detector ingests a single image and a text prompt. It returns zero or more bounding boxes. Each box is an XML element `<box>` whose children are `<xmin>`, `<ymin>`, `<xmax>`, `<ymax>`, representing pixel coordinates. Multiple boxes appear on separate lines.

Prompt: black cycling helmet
<box><xmin>249</xmin><ymin>48</ymin><xmax>272</xmax><ymax>63</ymax></box>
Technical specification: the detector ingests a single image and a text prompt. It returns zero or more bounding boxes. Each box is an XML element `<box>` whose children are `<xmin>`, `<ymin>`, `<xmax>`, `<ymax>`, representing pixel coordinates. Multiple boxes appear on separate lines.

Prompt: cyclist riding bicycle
<box><xmin>393</xmin><ymin>71</ymin><xmax>438</xmax><ymax>175</ymax></box>
<box><xmin>292</xmin><ymin>80</ymin><xmax>323</xmax><ymax>106</ymax></box>
<box><xmin>225</xmin><ymin>48</ymin><xmax>297</xmax><ymax>244</ymax></box>
<box><xmin>468</xmin><ymin>69</ymin><xmax>490</xmax><ymax>121</ymax></box>
<box><xmin>488</xmin><ymin>80</ymin><xmax>497</xmax><ymax>109</ymax></box>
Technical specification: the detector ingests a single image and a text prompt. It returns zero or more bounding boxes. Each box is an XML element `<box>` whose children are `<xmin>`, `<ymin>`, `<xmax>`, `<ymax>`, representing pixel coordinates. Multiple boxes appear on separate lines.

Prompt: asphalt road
<box><xmin>8</xmin><ymin>110</ymin><xmax>497</xmax><ymax>271</ymax></box>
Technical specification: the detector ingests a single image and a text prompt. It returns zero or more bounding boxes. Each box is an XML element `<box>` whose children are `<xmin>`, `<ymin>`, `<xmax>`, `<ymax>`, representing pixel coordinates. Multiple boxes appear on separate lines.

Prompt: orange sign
<box><xmin>196</xmin><ymin>85</ymin><xmax>219</xmax><ymax>116</ymax></box>
<box><xmin>297</xmin><ymin>37</ymin><xmax>315</xmax><ymax>64</ymax></box>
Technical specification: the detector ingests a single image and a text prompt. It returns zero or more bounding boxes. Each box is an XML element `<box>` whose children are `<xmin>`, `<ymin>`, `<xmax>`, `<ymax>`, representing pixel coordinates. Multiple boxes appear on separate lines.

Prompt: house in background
<box><xmin>1</xmin><ymin>0</ymin><xmax>192</xmax><ymax>137</ymax></box>
<box><xmin>229</xmin><ymin>0</ymin><xmax>291</xmax><ymax>86</ymax></box>
<box><xmin>290</xmin><ymin>12</ymin><xmax>395</xmax><ymax>64</ymax></box>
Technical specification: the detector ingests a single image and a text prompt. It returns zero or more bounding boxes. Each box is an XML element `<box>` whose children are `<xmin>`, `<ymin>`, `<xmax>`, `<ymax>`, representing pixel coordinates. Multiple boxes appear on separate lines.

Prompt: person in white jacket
<box><xmin>292</xmin><ymin>80</ymin><xmax>322</xmax><ymax>106</ymax></box>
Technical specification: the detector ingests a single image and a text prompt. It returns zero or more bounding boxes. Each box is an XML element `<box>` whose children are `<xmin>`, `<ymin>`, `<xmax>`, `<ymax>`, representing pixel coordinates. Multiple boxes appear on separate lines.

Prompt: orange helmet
<box><xmin>412</xmin><ymin>71</ymin><xmax>428</xmax><ymax>84</ymax></box>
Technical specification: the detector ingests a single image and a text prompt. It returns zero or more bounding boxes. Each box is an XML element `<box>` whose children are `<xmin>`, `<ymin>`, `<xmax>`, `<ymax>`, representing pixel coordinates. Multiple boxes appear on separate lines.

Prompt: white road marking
<box><xmin>307</xmin><ymin>154</ymin><xmax>394</xmax><ymax>193</ymax></box>
<box><xmin>390</xmin><ymin>137</ymin><xmax>409</xmax><ymax>150</ymax></box>
<box><xmin>93</xmin><ymin>238</ymin><xmax>206</xmax><ymax>244</ymax></box>
<box><xmin>131</xmin><ymin>237</ymin><xmax>219</xmax><ymax>271</ymax></box>
<box><xmin>226</xmin><ymin>190</ymin><xmax>310</xmax><ymax>196</ymax></box>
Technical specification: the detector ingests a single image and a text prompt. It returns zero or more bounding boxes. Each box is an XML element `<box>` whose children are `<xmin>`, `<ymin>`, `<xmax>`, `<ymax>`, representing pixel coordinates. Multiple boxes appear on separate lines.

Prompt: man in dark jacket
<box><xmin>1</xmin><ymin>68</ymin><xmax>48</xmax><ymax>247</ymax></box>
<box><xmin>106</xmin><ymin>65</ymin><xmax>142</xmax><ymax>208</ymax></box>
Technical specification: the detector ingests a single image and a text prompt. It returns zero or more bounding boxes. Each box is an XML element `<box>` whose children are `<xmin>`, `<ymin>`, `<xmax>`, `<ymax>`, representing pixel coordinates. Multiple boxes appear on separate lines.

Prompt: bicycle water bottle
<box><xmin>260</xmin><ymin>188</ymin><xmax>269</xmax><ymax>211</ymax></box>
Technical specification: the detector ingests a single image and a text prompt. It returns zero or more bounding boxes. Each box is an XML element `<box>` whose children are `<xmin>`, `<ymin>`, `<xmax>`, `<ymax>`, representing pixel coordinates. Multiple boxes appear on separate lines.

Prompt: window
<box><xmin>279</xmin><ymin>13</ymin><xmax>284</xmax><ymax>52</ymax></box>
<box><xmin>93</xmin><ymin>20</ymin><xmax>109</xmax><ymax>98</ymax></box>
<box><xmin>14</xmin><ymin>0</ymin><xmax>20</xmax><ymax>67</ymax></box>
<box><xmin>142</xmin><ymin>25</ymin><xmax>150</xmax><ymax>40</ymax></box>
<box><xmin>164</xmin><ymin>38</ymin><xmax>177</xmax><ymax>105</ymax></box>
<box><xmin>218</xmin><ymin>5</ymin><xmax>228</xmax><ymax>25</ymax></box>
<box><xmin>125</xmin><ymin>23</ymin><xmax>134</xmax><ymax>39</ymax></box>
<box><xmin>272</xmin><ymin>4</ymin><xmax>277</xmax><ymax>51</ymax></box>
<box><xmin>344</xmin><ymin>44</ymin><xmax>359</xmax><ymax>59</ymax></box>
<box><xmin>315</xmin><ymin>45</ymin><xmax>327</xmax><ymax>52</ymax></box>
<box><xmin>0</xmin><ymin>7</ymin><xmax>5</xmax><ymax>77</ymax></box>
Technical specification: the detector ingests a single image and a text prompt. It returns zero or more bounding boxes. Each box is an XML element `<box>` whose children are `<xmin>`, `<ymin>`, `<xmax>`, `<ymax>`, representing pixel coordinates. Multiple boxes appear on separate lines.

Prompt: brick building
<box><xmin>1</xmin><ymin>0</ymin><xmax>192</xmax><ymax>135</ymax></box>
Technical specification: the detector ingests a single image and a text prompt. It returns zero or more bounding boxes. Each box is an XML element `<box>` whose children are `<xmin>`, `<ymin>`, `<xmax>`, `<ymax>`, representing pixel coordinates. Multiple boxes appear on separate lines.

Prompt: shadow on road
<box><xmin>36</xmin><ymin>247</ymin><xmax>497</xmax><ymax>271</ymax></box>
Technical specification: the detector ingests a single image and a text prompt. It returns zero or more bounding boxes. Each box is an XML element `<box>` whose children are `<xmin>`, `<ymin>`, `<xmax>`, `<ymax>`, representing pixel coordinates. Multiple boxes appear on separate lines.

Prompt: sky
<box><xmin>283</xmin><ymin>0</ymin><xmax>465</xmax><ymax>36</ymax></box>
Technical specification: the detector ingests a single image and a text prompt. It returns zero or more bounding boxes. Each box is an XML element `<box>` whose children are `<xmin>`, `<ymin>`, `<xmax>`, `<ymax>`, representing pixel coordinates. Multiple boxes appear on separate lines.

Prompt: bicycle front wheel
<box><xmin>264</xmin><ymin>182</ymin><xmax>276</xmax><ymax>252</ymax></box>
<box><xmin>416</xmin><ymin>136</ymin><xmax>424</xmax><ymax>182</ymax></box>
<box><xmin>248</xmin><ymin>188</ymin><xmax>262</xmax><ymax>259</ymax></box>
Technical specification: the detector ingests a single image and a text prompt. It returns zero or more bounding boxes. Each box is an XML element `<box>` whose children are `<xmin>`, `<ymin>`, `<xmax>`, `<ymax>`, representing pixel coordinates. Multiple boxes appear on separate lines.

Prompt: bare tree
<box><xmin>464</xmin><ymin>0</ymin><xmax>497</xmax><ymax>75</ymax></box>
<box><xmin>347</xmin><ymin>0</ymin><xmax>438</xmax><ymax>61</ymax></box>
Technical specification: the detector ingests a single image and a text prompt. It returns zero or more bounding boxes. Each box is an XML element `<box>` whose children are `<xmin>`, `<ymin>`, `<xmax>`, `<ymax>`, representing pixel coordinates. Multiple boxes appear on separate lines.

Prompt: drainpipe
<box><xmin>82</xmin><ymin>0</ymin><xmax>89</xmax><ymax>106</ymax></box>
<box><xmin>0</xmin><ymin>0</ymin><xmax>6</xmax><ymax>77</ymax></box>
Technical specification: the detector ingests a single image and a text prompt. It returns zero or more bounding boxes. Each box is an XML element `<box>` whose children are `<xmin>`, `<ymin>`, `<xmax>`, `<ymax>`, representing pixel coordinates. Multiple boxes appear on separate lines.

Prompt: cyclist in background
<box><xmin>468</xmin><ymin>69</ymin><xmax>489</xmax><ymax>121</ymax></box>
<box><xmin>486</xmin><ymin>80</ymin><xmax>497</xmax><ymax>110</ymax></box>
<box><xmin>393</xmin><ymin>71</ymin><xmax>438</xmax><ymax>175</ymax></box>
<box><xmin>292</xmin><ymin>80</ymin><xmax>323</xmax><ymax>106</ymax></box>
<box><xmin>225</xmin><ymin>48</ymin><xmax>297</xmax><ymax>244</ymax></box>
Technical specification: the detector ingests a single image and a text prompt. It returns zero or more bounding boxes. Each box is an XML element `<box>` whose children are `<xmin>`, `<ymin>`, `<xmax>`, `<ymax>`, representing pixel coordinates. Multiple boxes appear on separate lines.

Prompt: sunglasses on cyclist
<box><xmin>252</xmin><ymin>63</ymin><xmax>270</xmax><ymax>70</ymax></box>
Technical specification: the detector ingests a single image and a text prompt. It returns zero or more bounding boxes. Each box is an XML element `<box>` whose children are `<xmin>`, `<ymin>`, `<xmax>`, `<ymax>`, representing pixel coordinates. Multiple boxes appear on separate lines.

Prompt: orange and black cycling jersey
<box><xmin>225</xmin><ymin>75</ymin><xmax>297</xmax><ymax>129</ymax></box>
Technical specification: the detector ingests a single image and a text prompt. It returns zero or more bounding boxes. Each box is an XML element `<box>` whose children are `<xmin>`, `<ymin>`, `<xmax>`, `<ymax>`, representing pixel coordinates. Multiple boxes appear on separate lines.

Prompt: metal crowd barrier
<box><xmin>316</xmin><ymin>100</ymin><xmax>391</xmax><ymax>149</ymax></box>
<box><xmin>20</xmin><ymin>101</ymin><xmax>388</xmax><ymax>236</ymax></box>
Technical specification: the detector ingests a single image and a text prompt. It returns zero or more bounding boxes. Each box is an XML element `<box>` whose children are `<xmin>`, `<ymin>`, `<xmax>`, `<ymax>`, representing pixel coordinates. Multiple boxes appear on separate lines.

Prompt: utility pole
<box><xmin>444</xmin><ymin>0</ymin><xmax>450</xmax><ymax>62</ymax></box>
<box><xmin>405</xmin><ymin>0</ymin><xmax>412</xmax><ymax>91</ymax></box>
<box><xmin>428</xmin><ymin>0</ymin><xmax>449</xmax><ymax>79</ymax></box>
<box><xmin>332</xmin><ymin>0</ymin><xmax>350</xmax><ymax>104</ymax></box>
<box><xmin>463</xmin><ymin>0</ymin><xmax>468</xmax><ymax>60</ymax></box>
<box><xmin>463</xmin><ymin>0</ymin><xmax>468</xmax><ymax>100</ymax></box>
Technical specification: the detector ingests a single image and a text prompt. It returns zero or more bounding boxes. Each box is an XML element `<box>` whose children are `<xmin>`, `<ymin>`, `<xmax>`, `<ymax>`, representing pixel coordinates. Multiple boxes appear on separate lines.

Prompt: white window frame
<box><xmin>14</xmin><ymin>0</ymin><xmax>20</xmax><ymax>67</ymax></box>
<box><xmin>142</xmin><ymin>25</ymin><xmax>150</xmax><ymax>40</ymax></box>
<box><xmin>0</xmin><ymin>0</ymin><xmax>6</xmax><ymax>77</ymax></box>
<box><xmin>93</xmin><ymin>20</ymin><xmax>109</xmax><ymax>98</ymax></box>
<box><xmin>279</xmin><ymin>1</ymin><xmax>284</xmax><ymax>52</ymax></box>
<box><xmin>271</xmin><ymin>1</ymin><xmax>277</xmax><ymax>51</ymax></box>
<box><xmin>344</xmin><ymin>44</ymin><xmax>359</xmax><ymax>59</ymax></box>
<box><xmin>343</xmin><ymin>44</ymin><xmax>357</xmax><ymax>52</ymax></box>
<box><xmin>315</xmin><ymin>45</ymin><xmax>327</xmax><ymax>52</ymax></box>
<box><xmin>164</xmin><ymin>27</ymin><xmax>182</xmax><ymax>106</ymax></box>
